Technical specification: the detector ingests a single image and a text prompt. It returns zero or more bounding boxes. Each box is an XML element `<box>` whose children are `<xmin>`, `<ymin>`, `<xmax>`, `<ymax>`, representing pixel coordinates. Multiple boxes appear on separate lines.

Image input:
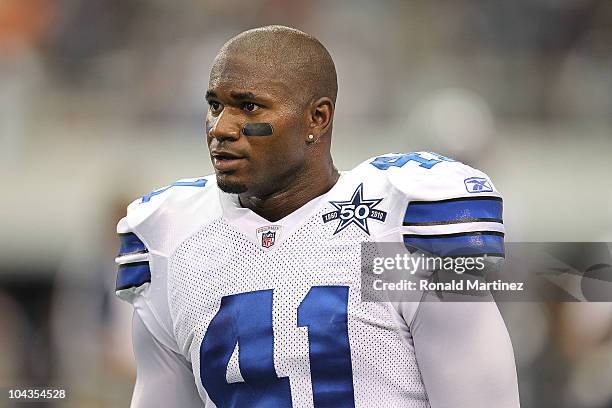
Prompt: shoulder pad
<box><xmin>125</xmin><ymin>177</ymin><xmax>211</xmax><ymax>228</ymax></box>
<box><xmin>113</xmin><ymin>175</ymin><xmax>217</xmax><ymax>352</ymax></box>
<box><xmin>114</xmin><ymin>175</ymin><xmax>217</xmax><ymax>302</ymax></box>
<box><xmin>360</xmin><ymin>152</ymin><xmax>505</xmax><ymax>257</ymax></box>
<box><xmin>363</xmin><ymin>152</ymin><xmax>501</xmax><ymax>202</ymax></box>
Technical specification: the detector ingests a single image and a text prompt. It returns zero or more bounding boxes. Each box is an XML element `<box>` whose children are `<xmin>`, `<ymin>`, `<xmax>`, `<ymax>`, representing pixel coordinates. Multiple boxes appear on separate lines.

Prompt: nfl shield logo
<box><xmin>261</xmin><ymin>231</ymin><xmax>276</xmax><ymax>248</ymax></box>
<box><xmin>256</xmin><ymin>225</ymin><xmax>281</xmax><ymax>249</ymax></box>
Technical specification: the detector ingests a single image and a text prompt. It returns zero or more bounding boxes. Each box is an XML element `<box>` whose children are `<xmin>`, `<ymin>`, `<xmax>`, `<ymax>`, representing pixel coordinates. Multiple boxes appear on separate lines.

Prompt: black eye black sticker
<box><xmin>242</xmin><ymin>123</ymin><xmax>274</xmax><ymax>136</ymax></box>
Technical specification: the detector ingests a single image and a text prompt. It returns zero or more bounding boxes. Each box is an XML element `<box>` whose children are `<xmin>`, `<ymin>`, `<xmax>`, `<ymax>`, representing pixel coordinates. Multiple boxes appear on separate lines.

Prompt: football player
<box><xmin>115</xmin><ymin>25</ymin><xmax>520</xmax><ymax>407</ymax></box>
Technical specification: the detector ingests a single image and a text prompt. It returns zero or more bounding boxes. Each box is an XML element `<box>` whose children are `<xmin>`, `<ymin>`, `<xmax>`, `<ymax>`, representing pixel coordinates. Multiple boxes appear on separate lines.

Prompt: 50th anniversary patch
<box><xmin>323</xmin><ymin>184</ymin><xmax>387</xmax><ymax>235</ymax></box>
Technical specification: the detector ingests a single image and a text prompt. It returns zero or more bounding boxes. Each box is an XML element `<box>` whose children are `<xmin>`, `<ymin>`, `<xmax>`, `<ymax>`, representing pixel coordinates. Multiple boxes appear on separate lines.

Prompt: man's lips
<box><xmin>210</xmin><ymin>150</ymin><xmax>246</xmax><ymax>172</ymax></box>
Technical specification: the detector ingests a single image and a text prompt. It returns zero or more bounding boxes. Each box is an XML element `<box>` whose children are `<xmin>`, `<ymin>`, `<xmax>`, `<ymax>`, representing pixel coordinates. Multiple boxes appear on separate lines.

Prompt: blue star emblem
<box><xmin>322</xmin><ymin>184</ymin><xmax>387</xmax><ymax>235</ymax></box>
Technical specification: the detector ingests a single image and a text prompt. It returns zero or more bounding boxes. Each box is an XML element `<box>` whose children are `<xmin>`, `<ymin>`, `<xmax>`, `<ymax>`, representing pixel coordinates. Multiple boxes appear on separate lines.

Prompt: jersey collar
<box><xmin>219</xmin><ymin>174</ymin><xmax>344</xmax><ymax>251</ymax></box>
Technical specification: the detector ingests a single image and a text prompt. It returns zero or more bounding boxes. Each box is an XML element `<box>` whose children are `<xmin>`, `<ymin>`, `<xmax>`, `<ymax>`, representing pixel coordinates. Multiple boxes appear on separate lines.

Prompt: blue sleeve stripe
<box><xmin>118</xmin><ymin>233</ymin><xmax>147</xmax><ymax>256</ymax></box>
<box><xmin>116</xmin><ymin>262</ymin><xmax>151</xmax><ymax>290</ymax></box>
<box><xmin>404</xmin><ymin>197</ymin><xmax>502</xmax><ymax>226</ymax></box>
<box><xmin>403</xmin><ymin>231</ymin><xmax>505</xmax><ymax>257</ymax></box>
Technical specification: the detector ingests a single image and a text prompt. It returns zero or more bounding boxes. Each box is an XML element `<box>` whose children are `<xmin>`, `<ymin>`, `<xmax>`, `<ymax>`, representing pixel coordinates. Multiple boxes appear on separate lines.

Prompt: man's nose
<box><xmin>207</xmin><ymin>110</ymin><xmax>241</xmax><ymax>142</ymax></box>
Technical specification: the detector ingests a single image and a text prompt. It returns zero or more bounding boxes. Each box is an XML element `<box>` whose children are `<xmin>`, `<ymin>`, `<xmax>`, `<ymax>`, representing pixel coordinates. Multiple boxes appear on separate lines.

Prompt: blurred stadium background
<box><xmin>1</xmin><ymin>0</ymin><xmax>611</xmax><ymax>406</ymax></box>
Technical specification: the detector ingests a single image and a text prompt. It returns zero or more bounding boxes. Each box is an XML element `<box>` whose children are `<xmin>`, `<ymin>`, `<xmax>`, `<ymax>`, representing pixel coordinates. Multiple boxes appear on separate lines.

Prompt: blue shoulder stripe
<box><xmin>118</xmin><ymin>232</ymin><xmax>147</xmax><ymax>256</ymax></box>
<box><xmin>403</xmin><ymin>231</ymin><xmax>504</xmax><ymax>257</ymax></box>
<box><xmin>404</xmin><ymin>196</ymin><xmax>502</xmax><ymax>226</ymax></box>
<box><xmin>116</xmin><ymin>262</ymin><xmax>151</xmax><ymax>291</ymax></box>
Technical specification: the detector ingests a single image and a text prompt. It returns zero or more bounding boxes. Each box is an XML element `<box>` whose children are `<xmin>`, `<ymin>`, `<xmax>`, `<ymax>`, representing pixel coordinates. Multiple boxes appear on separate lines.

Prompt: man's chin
<box><xmin>216</xmin><ymin>175</ymin><xmax>248</xmax><ymax>194</ymax></box>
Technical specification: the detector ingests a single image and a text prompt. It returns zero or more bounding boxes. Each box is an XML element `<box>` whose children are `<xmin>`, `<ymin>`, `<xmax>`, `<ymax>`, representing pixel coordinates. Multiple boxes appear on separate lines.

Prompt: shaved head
<box><xmin>206</xmin><ymin>26</ymin><xmax>339</xmax><ymax>216</ymax></box>
<box><xmin>212</xmin><ymin>25</ymin><xmax>337</xmax><ymax>106</ymax></box>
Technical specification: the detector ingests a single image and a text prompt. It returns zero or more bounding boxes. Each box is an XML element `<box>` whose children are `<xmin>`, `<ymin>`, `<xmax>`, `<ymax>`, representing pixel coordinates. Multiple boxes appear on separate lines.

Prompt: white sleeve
<box><xmin>410</xmin><ymin>294</ymin><xmax>520</xmax><ymax>408</ymax></box>
<box><xmin>131</xmin><ymin>312</ymin><xmax>204</xmax><ymax>408</ymax></box>
<box><xmin>115</xmin><ymin>214</ymin><xmax>180</xmax><ymax>353</ymax></box>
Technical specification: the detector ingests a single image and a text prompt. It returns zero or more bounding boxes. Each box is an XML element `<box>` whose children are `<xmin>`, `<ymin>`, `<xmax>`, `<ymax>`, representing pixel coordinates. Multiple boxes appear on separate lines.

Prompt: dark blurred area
<box><xmin>1</xmin><ymin>0</ymin><xmax>611</xmax><ymax>406</ymax></box>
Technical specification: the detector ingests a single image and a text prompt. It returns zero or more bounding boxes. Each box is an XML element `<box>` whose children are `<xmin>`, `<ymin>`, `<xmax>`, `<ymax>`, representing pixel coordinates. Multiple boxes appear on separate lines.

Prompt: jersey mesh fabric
<box><xmin>168</xmin><ymin>207</ymin><xmax>430</xmax><ymax>408</ymax></box>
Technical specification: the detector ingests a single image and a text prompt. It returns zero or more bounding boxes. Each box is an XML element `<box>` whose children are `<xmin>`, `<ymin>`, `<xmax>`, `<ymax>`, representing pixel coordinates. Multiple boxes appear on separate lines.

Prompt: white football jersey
<box><xmin>116</xmin><ymin>152</ymin><xmax>514</xmax><ymax>408</ymax></box>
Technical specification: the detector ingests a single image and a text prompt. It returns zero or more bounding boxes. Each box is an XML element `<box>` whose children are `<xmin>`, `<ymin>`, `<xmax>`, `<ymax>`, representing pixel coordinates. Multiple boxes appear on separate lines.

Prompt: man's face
<box><xmin>206</xmin><ymin>53</ymin><xmax>308</xmax><ymax>196</ymax></box>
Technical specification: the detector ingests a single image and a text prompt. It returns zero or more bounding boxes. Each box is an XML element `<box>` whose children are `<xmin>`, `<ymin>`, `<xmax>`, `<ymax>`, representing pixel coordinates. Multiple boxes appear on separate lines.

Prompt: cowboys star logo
<box><xmin>322</xmin><ymin>183</ymin><xmax>387</xmax><ymax>235</ymax></box>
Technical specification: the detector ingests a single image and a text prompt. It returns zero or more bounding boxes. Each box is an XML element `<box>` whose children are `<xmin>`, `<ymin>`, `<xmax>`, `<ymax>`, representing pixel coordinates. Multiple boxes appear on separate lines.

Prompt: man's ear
<box><xmin>307</xmin><ymin>97</ymin><xmax>334</xmax><ymax>140</ymax></box>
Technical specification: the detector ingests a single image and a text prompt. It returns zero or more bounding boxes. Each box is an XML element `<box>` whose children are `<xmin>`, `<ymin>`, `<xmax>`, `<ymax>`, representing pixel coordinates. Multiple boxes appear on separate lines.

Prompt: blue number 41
<box><xmin>370</xmin><ymin>152</ymin><xmax>455</xmax><ymax>170</ymax></box>
<box><xmin>200</xmin><ymin>286</ymin><xmax>355</xmax><ymax>408</ymax></box>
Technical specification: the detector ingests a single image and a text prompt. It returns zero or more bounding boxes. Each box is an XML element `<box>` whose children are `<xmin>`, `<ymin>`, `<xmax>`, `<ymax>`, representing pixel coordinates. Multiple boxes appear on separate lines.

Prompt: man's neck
<box><xmin>239</xmin><ymin>165</ymin><xmax>340</xmax><ymax>222</ymax></box>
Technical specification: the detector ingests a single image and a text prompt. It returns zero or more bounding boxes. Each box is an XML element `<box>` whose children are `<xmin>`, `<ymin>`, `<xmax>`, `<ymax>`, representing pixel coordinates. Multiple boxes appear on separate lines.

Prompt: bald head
<box><xmin>212</xmin><ymin>25</ymin><xmax>337</xmax><ymax>106</ymax></box>
<box><xmin>205</xmin><ymin>26</ymin><xmax>338</xmax><ymax>203</ymax></box>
